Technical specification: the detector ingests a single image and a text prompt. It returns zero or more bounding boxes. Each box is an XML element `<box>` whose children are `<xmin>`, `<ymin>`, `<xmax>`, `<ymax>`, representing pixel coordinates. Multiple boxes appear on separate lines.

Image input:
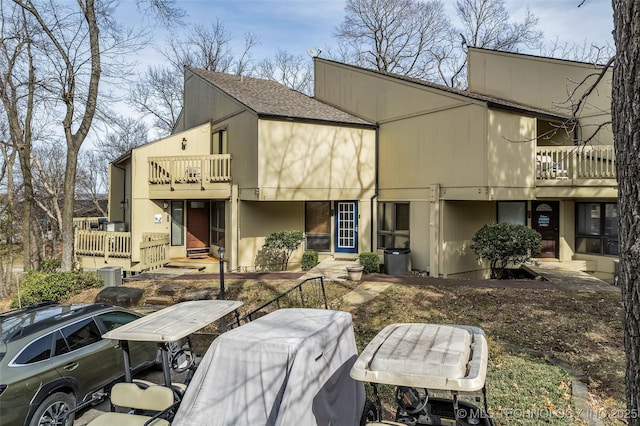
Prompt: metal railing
<box><xmin>148</xmin><ymin>154</ymin><xmax>231</xmax><ymax>186</ymax></box>
<box><xmin>229</xmin><ymin>276</ymin><xmax>328</xmax><ymax>328</ymax></box>
<box><xmin>536</xmin><ymin>145</ymin><xmax>616</xmax><ymax>181</ymax></box>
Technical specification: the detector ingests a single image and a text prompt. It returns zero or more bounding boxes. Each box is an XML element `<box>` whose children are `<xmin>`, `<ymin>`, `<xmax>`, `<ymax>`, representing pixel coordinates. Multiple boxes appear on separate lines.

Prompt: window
<box><xmin>60</xmin><ymin>318</ymin><xmax>101</xmax><ymax>352</ymax></box>
<box><xmin>210</xmin><ymin>201</ymin><xmax>225</xmax><ymax>246</ymax></box>
<box><xmin>211</xmin><ymin>129</ymin><xmax>227</xmax><ymax>155</ymax></box>
<box><xmin>305</xmin><ymin>202</ymin><xmax>331</xmax><ymax>251</ymax></box>
<box><xmin>378</xmin><ymin>202</ymin><xmax>410</xmax><ymax>249</ymax></box>
<box><xmin>576</xmin><ymin>202</ymin><xmax>618</xmax><ymax>256</ymax></box>
<box><xmin>96</xmin><ymin>311</ymin><xmax>140</xmax><ymax>332</ymax></box>
<box><xmin>14</xmin><ymin>334</ymin><xmax>52</xmax><ymax>364</ymax></box>
<box><xmin>171</xmin><ymin>201</ymin><xmax>184</xmax><ymax>246</ymax></box>
<box><xmin>497</xmin><ymin>201</ymin><xmax>526</xmax><ymax>225</ymax></box>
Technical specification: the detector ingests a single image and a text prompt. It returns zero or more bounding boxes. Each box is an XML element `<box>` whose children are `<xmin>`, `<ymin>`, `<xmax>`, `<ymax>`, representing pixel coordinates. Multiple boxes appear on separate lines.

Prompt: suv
<box><xmin>0</xmin><ymin>302</ymin><xmax>157</xmax><ymax>426</ymax></box>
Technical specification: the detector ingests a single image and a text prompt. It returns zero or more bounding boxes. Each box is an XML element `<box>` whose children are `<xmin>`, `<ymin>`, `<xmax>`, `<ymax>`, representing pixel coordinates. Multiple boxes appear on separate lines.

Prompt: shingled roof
<box><xmin>187</xmin><ymin>67</ymin><xmax>374</xmax><ymax>127</ymax></box>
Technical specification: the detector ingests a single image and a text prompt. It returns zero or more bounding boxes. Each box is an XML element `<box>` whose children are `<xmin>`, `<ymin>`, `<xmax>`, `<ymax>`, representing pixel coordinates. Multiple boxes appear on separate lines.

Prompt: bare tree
<box><xmin>333</xmin><ymin>0</ymin><xmax>450</xmax><ymax>79</ymax></box>
<box><xmin>76</xmin><ymin>115</ymin><xmax>149</xmax><ymax>216</ymax></box>
<box><xmin>611</xmin><ymin>1</ymin><xmax>640</xmax><ymax>422</ymax></box>
<box><xmin>255</xmin><ymin>49</ymin><xmax>314</xmax><ymax>95</ymax></box>
<box><xmin>131</xmin><ymin>21</ymin><xmax>258</xmax><ymax>136</ymax></box>
<box><xmin>435</xmin><ymin>0</ymin><xmax>543</xmax><ymax>87</ymax></box>
<box><xmin>0</xmin><ymin>125</ymin><xmax>19</xmax><ymax>297</ymax></box>
<box><xmin>12</xmin><ymin>0</ymin><xmax>182</xmax><ymax>271</ymax></box>
<box><xmin>0</xmin><ymin>3</ymin><xmax>38</xmax><ymax>271</ymax></box>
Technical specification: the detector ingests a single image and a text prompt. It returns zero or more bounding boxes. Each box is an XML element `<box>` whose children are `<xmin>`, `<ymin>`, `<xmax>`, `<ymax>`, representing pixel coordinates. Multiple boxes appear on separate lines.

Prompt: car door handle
<box><xmin>63</xmin><ymin>362</ymin><xmax>79</xmax><ymax>371</ymax></box>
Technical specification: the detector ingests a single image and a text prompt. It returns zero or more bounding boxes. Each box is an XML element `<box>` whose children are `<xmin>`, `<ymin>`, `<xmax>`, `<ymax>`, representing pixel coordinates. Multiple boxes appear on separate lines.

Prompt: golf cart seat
<box><xmin>88</xmin><ymin>382</ymin><xmax>176</xmax><ymax>426</ymax></box>
<box><xmin>133</xmin><ymin>378</ymin><xmax>188</xmax><ymax>393</ymax></box>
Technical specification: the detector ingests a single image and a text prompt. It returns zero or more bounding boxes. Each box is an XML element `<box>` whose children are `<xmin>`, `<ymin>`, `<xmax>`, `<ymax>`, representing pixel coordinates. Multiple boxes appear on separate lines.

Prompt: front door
<box><xmin>335</xmin><ymin>201</ymin><xmax>358</xmax><ymax>254</ymax></box>
<box><xmin>186</xmin><ymin>200</ymin><xmax>210</xmax><ymax>253</ymax></box>
<box><xmin>531</xmin><ymin>201</ymin><xmax>560</xmax><ymax>258</ymax></box>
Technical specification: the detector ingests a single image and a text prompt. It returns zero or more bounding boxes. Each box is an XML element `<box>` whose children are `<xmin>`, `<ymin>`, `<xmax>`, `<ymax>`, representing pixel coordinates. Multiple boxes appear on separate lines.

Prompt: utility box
<box><xmin>384</xmin><ymin>248</ymin><xmax>411</xmax><ymax>275</ymax></box>
<box><xmin>106</xmin><ymin>221</ymin><xmax>126</xmax><ymax>232</ymax></box>
<box><xmin>98</xmin><ymin>266</ymin><xmax>123</xmax><ymax>287</ymax></box>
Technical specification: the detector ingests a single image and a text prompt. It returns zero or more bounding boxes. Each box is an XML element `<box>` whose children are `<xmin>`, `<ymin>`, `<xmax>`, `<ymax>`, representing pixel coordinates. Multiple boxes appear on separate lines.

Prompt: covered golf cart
<box><xmin>351</xmin><ymin>323</ymin><xmax>494</xmax><ymax>426</ymax></box>
<box><xmin>172</xmin><ymin>308</ymin><xmax>365</xmax><ymax>426</ymax></box>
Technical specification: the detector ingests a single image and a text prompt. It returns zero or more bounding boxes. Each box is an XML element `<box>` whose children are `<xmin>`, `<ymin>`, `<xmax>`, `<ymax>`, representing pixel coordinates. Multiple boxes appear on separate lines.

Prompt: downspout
<box><xmin>370</xmin><ymin>123</ymin><xmax>380</xmax><ymax>251</ymax></box>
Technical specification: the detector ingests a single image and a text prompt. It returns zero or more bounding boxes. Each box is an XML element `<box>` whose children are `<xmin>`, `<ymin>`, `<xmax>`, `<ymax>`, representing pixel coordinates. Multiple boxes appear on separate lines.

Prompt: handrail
<box><xmin>536</xmin><ymin>145</ymin><xmax>616</xmax><ymax>181</ymax></box>
<box><xmin>229</xmin><ymin>276</ymin><xmax>327</xmax><ymax>328</ymax></box>
<box><xmin>148</xmin><ymin>154</ymin><xmax>231</xmax><ymax>186</ymax></box>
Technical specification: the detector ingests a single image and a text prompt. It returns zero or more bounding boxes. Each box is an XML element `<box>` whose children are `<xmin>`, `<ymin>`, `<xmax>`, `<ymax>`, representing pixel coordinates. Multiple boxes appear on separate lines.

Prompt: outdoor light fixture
<box><xmin>163</xmin><ymin>201</ymin><xmax>169</xmax><ymax>210</ymax></box>
<box><xmin>218</xmin><ymin>246</ymin><xmax>226</xmax><ymax>332</ymax></box>
<box><xmin>181</xmin><ymin>137</ymin><xmax>187</xmax><ymax>150</ymax></box>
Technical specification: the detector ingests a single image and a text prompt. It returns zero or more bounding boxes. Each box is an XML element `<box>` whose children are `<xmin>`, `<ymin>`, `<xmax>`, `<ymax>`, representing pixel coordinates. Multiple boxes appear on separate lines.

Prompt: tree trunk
<box><xmin>612</xmin><ymin>1</ymin><xmax>640</xmax><ymax>424</ymax></box>
<box><xmin>61</xmin><ymin>147</ymin><xmax>80</xmax><ymax>271</ymax></box>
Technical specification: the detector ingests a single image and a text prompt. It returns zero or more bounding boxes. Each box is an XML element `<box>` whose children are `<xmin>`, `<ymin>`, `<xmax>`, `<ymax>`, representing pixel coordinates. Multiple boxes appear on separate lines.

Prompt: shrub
<box><xmin>301</xmin><ymin>251</ymin><xmax>319</xmax><ymax>271</ymax></box>
<box><xmin>470</xmin><ymin>223</ymin><xmax>542</xmax><ymax>279</ymax></box>
<box><xmin>39</xmin><ymin>259</ymin><xmax>61</xmax><ymax>273</ymax></box>
<box><xmin>263</xmin><ymin>230</ymin><xmax>304</xmax><ymax>271</ymax></box>
<box><xmin>11</xmin><ymin>271</ymin><xmax>103</xmax><ymax>308</ymax></box>
<box><xmin>359</xmin><ymin>252</ymin><xmax>380</xmax><ymax>274</ymax></box>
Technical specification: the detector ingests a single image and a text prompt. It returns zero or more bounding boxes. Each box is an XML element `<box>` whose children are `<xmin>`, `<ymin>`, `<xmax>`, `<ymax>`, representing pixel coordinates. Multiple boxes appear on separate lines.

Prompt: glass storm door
<box><xmin>335</xmin><ymin>201</ymin><xmax>358</xmax><ymax>253</ymax></box>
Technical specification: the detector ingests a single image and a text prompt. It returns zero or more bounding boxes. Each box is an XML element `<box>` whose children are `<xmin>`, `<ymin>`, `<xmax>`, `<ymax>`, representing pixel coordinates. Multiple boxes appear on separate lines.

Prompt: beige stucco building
<box><xmin>75</xmin><ymin>48</ymin><xmax>618</xmax><ymax>281</ymax></box>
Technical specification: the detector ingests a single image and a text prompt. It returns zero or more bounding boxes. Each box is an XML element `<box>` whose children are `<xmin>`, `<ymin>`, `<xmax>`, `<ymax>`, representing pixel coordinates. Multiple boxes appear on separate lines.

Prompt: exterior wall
<box><xmin>237</xmin><ymin>199</ymin><xmax>373</xmax><ymax>271</ymax></box>
<box><xmin>441</xmin><ymin>201</ymin><xmax>496</xmax><ymax>278</ymax></box>
<box><xmin>486</xmin><ymin>109</ymin><xmax>537</xmax><ymax>199</ymax></box>
<box><xmin>467</xmin><ymin>48</ymin><xmax>613</xmax><ymax>146</ymax></box>
<box><xmin>128</xmin><ymin>125</ymin><xmax>213</xmax><ymax>261</ymax></box>
<box><xmin>254</xmin><ymin>120</ymin><xmax>376</xmax><ymax>201</ymax></box>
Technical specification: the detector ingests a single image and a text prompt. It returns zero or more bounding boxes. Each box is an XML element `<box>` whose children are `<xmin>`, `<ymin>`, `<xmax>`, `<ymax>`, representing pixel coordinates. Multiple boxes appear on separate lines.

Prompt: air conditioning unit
<box><xmin>97</xmin><ymin>266</ymin><xmax>122</xmax><ymax>287</ymax></box>
<box><xmin>106</xmin><ymin>221</ymin><xmax>126</xmax><ymax>232</ymax></box>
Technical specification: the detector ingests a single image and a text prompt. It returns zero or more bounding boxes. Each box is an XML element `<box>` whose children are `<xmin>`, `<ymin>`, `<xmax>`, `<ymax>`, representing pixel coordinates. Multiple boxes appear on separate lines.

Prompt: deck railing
<box><xmin>139</xmin><ymin>234</ymin><xmax>170</xmax><ymax>270</ymax></box>
<box><xmin>536</xmin><ymin>145</ymin><xmax>616</xmax><ymax>181</ymax></box>
<box><xmin>148</xmin><ymin>154</ymin><xmax>231</xmax><ymax>186</ymax></box>
<box><xmin>75</xmin><ymin>230</ymin><xmax>131</xmax><ymax>259</ymax></box>
<box><xmin>73</xmin><ymin>217</ymin><xmax>107</xmax><ymax>231</ymax></box>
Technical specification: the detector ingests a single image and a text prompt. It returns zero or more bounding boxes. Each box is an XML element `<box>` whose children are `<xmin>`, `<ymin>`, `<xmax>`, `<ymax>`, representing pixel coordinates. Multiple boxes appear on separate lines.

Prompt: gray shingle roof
<box><xmin>188</xmin><ymin>67</ymin><xmax>374</xmax><ymax>127</ymax></box>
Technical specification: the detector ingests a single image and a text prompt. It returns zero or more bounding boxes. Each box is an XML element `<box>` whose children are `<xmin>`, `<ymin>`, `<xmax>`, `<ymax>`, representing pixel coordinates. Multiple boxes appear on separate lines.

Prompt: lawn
<box><xmin>62</xmin><ymin>275</ymin><xmax>624</xmax><ymax>425</ymax></box>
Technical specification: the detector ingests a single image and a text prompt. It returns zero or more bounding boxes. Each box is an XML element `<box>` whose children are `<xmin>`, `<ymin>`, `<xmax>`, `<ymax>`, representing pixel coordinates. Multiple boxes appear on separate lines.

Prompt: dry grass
<box><xmin>2</xmin><ymin>274</ymin><xmax>624</xmax><ymax>425</ymax></box>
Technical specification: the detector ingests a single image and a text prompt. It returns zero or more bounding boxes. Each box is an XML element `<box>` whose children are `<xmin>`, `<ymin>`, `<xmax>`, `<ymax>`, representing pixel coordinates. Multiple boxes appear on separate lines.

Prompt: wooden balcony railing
<box><xmin>73</xmin><ymin>217</ymin><xmax>107</xmax><ymax>231</ymax></box>
<box><xmin>148</xmin><ymin>154</ymin><xmax>231</xmax><ymax>186</ymax></box>
<box><xmin>75</xmin><ymin>230</ymin><xmax>131</xmax><ymax>259</ymax></box>
<box><xmin>536</xmin><ymin>146</ymin><xmax>616</xmax><ymax>182</ymax></box>
<box><xmin>75</xmin><ymin>230</ymin><xmax>170</xmax><ymax>272</ymax></box>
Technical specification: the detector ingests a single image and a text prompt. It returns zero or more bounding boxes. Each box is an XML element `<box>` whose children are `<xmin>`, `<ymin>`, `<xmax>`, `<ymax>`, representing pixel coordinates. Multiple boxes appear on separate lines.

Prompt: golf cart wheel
<box><xmin>360</xmin><ymin>400</ymin><xmax>380</xmax><ymax>425</ymax></box>
<box><xmin>29</xmin><ymin>392</ymin><xmax>76</xmax><ymax>426</ymax></box>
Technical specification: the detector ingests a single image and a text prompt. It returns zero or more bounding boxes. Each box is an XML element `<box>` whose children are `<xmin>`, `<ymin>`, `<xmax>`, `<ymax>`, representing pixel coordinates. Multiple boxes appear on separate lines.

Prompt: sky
<box><xmin>134</xmin><ymin>0</ymin><xmax>615</xmax><ymax>68</ymax></box>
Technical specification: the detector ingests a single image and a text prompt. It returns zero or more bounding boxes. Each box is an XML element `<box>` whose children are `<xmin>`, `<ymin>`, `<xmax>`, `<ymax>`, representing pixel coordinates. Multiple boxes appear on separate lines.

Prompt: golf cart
<box><xmin>81</xmin><ymin>300</ymin><xmax>243</xmax><ymax>426</ymax></box>
<box><xmin>172</xmin><ymin>308</ymin><xmax>365</xmax><ymax>426</ymax></box>
<box><xmin>351</xmin><ymin>323</ymin><xmax>494</xmax><ymax>426</ymax></box>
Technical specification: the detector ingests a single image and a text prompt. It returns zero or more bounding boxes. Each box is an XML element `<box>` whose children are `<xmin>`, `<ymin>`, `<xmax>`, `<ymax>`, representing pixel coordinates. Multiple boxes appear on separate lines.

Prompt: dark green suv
<box><xmin>0</xmin><ymin>302</ymin><xmax>157</xmax><ymax>426</ymax></box>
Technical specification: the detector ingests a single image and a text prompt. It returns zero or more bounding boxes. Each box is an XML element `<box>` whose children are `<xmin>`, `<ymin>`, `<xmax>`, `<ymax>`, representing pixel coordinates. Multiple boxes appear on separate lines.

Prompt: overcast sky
<box><xmin>135</xmin><ymin>0</ymin><xmax>614</xmax><ymax>66</ymax></box>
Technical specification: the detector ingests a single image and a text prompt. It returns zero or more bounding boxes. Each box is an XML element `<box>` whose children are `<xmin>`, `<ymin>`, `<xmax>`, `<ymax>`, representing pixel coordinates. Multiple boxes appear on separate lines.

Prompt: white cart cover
<box><xmin>172</xmin><ymin>308</ymin><xmax>365</xmax><ymax>426</ymax></box>
<box><xmin>351</xmin><ymin>323</ymin><xmax>488</xmax><ymax>392</ymax></box>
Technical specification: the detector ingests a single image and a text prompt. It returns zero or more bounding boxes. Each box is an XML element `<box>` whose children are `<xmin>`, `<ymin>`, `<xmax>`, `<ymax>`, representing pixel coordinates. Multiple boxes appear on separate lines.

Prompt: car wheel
<box><xmin>29</xmin><ymin>392</ymin><xmax>76</xmax><ymax>426</ymax></box>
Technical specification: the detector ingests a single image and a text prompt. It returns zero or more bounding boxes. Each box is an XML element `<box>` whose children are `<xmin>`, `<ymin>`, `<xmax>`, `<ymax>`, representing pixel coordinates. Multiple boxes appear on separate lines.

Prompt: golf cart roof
<box><xmin>103</xmin><ymin>300</ymin><xmax>243</xmax><ymax>342</ymax></box>
<box><xmin>350</xmin><ymin>323</ymin><xmax>488</xmax><ymax>392</ymax></box>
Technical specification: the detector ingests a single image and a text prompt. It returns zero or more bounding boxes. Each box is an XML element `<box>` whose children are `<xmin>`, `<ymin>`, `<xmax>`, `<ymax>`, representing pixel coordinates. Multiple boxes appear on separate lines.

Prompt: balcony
<box><xmin>148</xmin><ymin>154</ymin><xmax>231</xmax><ymax>196</ymax></box>
<box><xmin>74</xmin><ymin>230</ymin><xmax>169</xmax><ymax>273</ymax></box>
<box><xmin>535</xmin><ymin>146</ymin><xmax>617</xmax><ymax>198</ymax></box>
